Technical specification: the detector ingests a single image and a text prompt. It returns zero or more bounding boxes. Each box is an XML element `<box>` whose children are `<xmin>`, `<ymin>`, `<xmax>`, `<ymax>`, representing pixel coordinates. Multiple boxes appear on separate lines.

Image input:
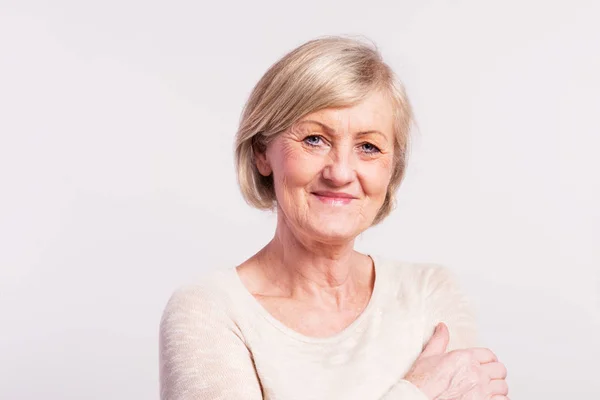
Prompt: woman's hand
<box><xmin>403</xmin><ymin>323</ymin><xmax>509</xmax><ymax>400</ymax></box>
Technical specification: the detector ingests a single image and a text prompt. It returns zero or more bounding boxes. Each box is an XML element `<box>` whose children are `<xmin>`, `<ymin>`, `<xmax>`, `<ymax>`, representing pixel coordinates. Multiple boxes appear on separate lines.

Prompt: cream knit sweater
<box><xmin>159</xmin><ymin>255</ymin><xmax>478</xmax><ymax>400</ymax></box>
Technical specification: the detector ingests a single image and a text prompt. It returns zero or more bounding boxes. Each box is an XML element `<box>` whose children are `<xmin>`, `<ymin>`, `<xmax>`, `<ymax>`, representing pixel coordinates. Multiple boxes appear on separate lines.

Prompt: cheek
<box><xmin>273</xmin><ymin>144</ymin><xmax>322</xmax><ymax>187</ymax></box>
<box><xmin>272</xmin><ymin>143</ymin><xmax>321</xmax><ymax>203</ymax></box>
<box><xmin>362</xmin><ymin>158</ymin><xmax>394</xmax><ymax>196</ymax></box>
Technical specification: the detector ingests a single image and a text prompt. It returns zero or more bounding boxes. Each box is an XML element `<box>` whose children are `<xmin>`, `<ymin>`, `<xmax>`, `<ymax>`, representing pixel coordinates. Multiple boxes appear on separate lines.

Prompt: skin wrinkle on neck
<box><xmin>253</xmin><ymin>230</ymin><xmax>372</xmax><ymax>313</ymax></box>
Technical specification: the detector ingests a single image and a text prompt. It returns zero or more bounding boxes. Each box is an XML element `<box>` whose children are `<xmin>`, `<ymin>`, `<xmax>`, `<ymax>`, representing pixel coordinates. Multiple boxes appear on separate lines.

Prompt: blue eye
<box><xmin>361</xmin><ymin>142</ymin><xmax>381</xmax><ymax>153</ymax></box>
<box><xmin>304</xmin><ymin>135</ymin><xmax>323</xmax><ymax>146</ymax></box>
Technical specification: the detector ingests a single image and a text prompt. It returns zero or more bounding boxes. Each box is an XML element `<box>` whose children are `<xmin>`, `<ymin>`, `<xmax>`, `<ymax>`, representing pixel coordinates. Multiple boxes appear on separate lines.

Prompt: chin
<box><xmin>303</xmin><ymin>216</ymin><xmax>367</xmax><ymax>243</ymax></box>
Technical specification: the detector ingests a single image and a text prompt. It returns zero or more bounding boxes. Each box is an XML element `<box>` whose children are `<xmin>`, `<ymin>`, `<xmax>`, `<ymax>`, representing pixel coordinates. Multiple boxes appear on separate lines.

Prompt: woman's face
<box><xmin>256</xmin><ymin>90</ymin><xmax>396</xmax><ymax>243</ymax></box>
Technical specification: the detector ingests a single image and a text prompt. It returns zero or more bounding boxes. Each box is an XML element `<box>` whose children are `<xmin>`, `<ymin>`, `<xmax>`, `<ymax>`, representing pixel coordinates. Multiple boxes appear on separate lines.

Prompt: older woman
<box><xmin>159</xmin><ymin>37</ymin><xmax>509</xmax><ymax>400</ymax></box>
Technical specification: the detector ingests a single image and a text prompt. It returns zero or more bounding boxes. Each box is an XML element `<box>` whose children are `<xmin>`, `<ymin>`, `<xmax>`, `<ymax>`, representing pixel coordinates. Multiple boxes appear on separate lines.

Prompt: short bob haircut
<box><xmin>234</xmin><ymin>36</ymin><xmax>414</xmax><ymax>225</ymax></box>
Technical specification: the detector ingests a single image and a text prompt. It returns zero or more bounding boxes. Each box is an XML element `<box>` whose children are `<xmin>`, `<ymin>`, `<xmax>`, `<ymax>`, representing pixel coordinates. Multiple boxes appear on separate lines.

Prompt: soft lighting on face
<box><xmin>263</xmin><ymin>91</ymin><xmax>396</xmax><ymax>242</ymax></box>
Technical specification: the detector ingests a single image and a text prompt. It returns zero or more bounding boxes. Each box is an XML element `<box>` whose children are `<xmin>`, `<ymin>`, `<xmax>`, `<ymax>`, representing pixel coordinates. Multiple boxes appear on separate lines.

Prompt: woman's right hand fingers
<box><xmin>481</xmin><ymin>361</ymin><xmax>508</xmax><ymax>380</ymax></box>
<box><xmin>465</xmin><ymin>347</ymin><xmax>498</xmax><ymax>364</ymax></box>
<box><xmin>406</xmin><ymin>340</ymin><xmax>510</xmax><ymax>400</ymax></box>
<box><xmin>488</xmin><ymin>379</ymin><xmax>509</xmax><ymax>396</ymax></box>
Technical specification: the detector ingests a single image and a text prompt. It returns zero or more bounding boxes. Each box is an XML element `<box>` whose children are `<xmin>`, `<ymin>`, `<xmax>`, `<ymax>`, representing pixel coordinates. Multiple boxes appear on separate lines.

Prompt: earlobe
<box><xmin>254</xmin><ymin>148</ymin><xmax>272</xmax><ymax>177</ymax></box>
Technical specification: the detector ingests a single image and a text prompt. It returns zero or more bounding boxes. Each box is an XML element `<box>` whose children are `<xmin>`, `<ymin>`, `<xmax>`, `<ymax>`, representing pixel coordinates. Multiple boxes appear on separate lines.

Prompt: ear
<box><xmin>253</xmin><ymin>145</ymin><xmax>272</xmax><ymax>177</ymax></box>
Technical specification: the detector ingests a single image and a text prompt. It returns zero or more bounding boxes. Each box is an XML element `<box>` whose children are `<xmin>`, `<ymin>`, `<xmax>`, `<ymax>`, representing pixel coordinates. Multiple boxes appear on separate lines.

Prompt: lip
<box><xmin>311</xmin><ymin>191</ymin><xmax>357</xmax><ymax>205</ymax></box>
<box><xmin>312</xmin><ymin>191</ymin><xmax>356</xmax><ymax>199</ymax></box>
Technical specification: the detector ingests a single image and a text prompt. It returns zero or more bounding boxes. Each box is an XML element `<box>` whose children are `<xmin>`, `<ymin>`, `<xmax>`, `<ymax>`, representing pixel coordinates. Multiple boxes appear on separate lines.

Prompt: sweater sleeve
<box><xmin>420</xmin><ymin>264</ymin><xmax>479</xmax><ymax>351</ymax></box>
<box><xmin>377</xmin><ymin>264</ymin><xmax>477</xmax><ymax>400</ymax></box>
<box><xmin>380</xmin><ymin>379</ymin><xmax>430</xmax><ymax>400</ymax></box>
<box><xmin>159</xmin><ymin>286</ymin><xmax>263</xmax><ymax>400</ymax></box>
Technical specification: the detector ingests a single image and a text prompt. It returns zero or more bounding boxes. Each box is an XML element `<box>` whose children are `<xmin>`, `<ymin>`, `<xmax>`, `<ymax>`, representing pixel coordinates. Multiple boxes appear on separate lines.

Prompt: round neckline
<box><xmin>229</xmin><ymin>254</ymin><xmax>384</xmax><ymax>344</ymax></box>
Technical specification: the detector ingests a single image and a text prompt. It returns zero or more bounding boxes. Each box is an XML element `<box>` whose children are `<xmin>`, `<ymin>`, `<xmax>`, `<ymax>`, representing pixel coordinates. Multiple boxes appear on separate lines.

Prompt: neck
<box><xmin>255</xmin><ymin>213</ymin><xmax>372</xmax><ymax>308</ymax></box>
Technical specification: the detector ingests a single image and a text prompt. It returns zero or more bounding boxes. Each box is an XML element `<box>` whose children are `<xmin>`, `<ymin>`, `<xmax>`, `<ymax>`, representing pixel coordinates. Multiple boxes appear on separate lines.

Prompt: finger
<box><xmin>490</xmin><ymin>396</ymin><xmax>509</xmax><ymax>400</ymax></box>
<box><xmin>488</xmin><ymin>379</ymin><xmax>509</xmax><ymax>396</ymax></box>
<box><xmin>482</xmin><ymin>362</ymin><xmax>507</xmax><ymax>380</ymax></box>
<box><xmin>420</xmin><ymin>322</ymin><xmax>450</xmax><ymax>358</ymax></box>
<box><xmin>468</xmin><ymin>347</ymin><xmax>498</xmax><ymax>364</ymax></box>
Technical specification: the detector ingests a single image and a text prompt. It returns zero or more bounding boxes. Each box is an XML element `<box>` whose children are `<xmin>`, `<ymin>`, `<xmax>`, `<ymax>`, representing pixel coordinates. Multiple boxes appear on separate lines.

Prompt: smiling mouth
<box><xmin>311</xmin><ymin>191</ymin><xmax>357</xmax><ymax>205</ymax></box>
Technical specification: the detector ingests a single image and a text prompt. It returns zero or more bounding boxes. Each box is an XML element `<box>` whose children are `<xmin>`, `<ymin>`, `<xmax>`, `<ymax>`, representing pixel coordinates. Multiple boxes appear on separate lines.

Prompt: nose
<box><xmin>321</xmin><ymin>146</ymin><xmax>357</xmax><ymax>187</ymax></box>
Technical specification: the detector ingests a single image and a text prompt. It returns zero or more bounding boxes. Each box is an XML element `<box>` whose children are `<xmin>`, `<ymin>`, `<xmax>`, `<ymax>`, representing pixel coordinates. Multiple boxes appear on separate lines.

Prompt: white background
<box><xmin>1</xmin><ymin>1</ymin><xmax>598</xmax><ymax>399</ymax></box>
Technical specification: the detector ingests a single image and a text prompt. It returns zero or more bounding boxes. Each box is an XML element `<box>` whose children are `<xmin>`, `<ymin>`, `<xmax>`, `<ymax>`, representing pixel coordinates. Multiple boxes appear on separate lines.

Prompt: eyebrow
<box><xmin>296</xmin><ymin>119</ymin><xmax>388</xmax><ymax>140</ymax></box>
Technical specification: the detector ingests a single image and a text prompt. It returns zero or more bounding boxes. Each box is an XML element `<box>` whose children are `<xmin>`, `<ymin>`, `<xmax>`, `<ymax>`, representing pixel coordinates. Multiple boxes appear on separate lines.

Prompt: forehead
<box><xmin>299</xmin><ymin>91</ymin><xmax>395</xmax><ymax>134</ymax></box>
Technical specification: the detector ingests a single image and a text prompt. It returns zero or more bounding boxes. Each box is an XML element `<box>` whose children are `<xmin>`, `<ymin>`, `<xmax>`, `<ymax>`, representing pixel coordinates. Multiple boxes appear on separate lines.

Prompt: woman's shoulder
<box><xmin>159</xmin><ymin>267</ymin><xmax>241</xmax><ymax>332</ymax></box>
<box><xmin>374</xmin><ymin>255</ymin><xmax>478</xmax><ymax>349</ymax></box>
<box><xmin>375</xmin><ymin>255</ymin><xmax>461</xmax><ymax>293</ymax></box>
<box><xmin>374</xmin><ymin>255</ymin><xmax>472</xmax><ymax>312</ymax></box>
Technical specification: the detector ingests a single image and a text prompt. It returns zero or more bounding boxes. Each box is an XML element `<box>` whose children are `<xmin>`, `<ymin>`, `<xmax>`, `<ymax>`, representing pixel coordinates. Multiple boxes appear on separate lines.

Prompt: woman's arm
<box><xmin>377</xmin><ymin>264</ymin><xmax>479</xmax><ymax>400</ymax></box>
<box><xmin>380</xmin><ymin>380</ymin><xmax>430</xmax><ymax>400</ymax></box>
<box><xmin>384</xmin><ymin>264</ymin><xmax>500</xmax><ymax>400</ymax></box>
<box><xmin>159</xmin><ymin>286</ymin><xmax>263</xmax><ymax>400</ymax></box>
<box><xmin>158</xmin><ymin>271</ymin><xmax>464</xmax><ymax>400</ymax></box>
<box><xmin>420</xmin><ymin>264</ymin><xmax>479</xmax><ymax>351</ymax></box>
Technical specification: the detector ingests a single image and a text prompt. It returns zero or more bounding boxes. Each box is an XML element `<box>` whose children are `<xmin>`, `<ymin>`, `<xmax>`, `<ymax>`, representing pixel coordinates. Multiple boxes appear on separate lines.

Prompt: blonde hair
<box><xmin>234</xmin><ymin>36</ymin><xmax>414</xmax><ymax>225</ymax></box>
